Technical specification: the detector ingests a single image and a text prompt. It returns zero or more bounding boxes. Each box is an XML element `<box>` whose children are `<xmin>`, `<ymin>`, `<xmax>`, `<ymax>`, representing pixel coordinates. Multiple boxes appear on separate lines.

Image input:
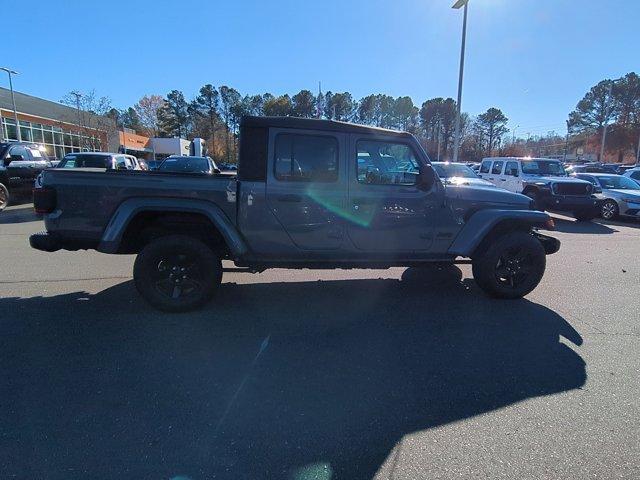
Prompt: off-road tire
<box><xmin>0</xmin><ymin>183</ymin><xmax>9</xmax><ymax>211</ymax></box>
<box><xmin>472</xmin><ymin>231</ymin><xmax>546</xmax><ymax>299</ymax></box>
<box><xmin>524</xmin><ymin>189</ymin><xmax>543</xmax><ymax>211</ymax></box>
<box><xmin>133</xmin><ymin>234</ymin><xmax>222</xmax><ymax>312</ymax></box>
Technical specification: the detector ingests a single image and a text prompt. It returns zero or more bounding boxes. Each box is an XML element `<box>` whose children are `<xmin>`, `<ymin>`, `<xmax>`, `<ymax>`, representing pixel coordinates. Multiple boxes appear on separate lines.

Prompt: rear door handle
<box><xmin>277</xmin><ymin>194</ymin><xmax>302</xmax><ymax>203</ymax></box>
<box><xmin>500</xmin><ymin>178</ymin><xmax>507</xmax><ymax>182</ymax></box>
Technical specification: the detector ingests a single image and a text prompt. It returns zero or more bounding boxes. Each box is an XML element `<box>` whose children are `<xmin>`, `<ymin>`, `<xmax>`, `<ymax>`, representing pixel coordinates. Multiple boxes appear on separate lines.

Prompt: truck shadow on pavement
<box><xmin>0</xmin><ymin>205</ymin><xmax>39</xmax><ymax>224</ymax></box>
<box><xmin>1</xmin><ymin>267</ymin><xmax>586</xmax><ymax>480</ymax></box>
<box><xmin>551</xmin><ymin>216</ymin><xmax>617</xmax><ymax>234</ymax></box>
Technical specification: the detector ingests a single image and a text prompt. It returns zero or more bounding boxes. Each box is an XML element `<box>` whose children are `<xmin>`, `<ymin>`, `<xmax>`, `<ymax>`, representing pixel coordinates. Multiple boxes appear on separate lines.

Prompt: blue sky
<box><xmin>5</xmin><ymin>0</ymin><xmax>638</xmax><ymax>137</ymax></box>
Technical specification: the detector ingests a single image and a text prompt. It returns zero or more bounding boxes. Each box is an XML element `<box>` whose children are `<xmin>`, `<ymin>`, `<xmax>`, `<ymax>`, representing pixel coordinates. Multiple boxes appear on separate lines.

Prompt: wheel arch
<box><xmin>97</xmin><ymin>197</ymin><xmax>248</xmax><ymax>258</ymax></box>
<box><xmin>447</xmin><ymin>209</ymin><xmax>551</xmax><ymax>258</ymax></box>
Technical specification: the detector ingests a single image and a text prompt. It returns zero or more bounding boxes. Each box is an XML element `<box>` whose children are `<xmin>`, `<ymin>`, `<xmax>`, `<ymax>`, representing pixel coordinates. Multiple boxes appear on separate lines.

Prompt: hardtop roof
<box><xmin>241</xmin><ymin>116</ymin><xmax>413</xmax><ymax>138</ymax></box>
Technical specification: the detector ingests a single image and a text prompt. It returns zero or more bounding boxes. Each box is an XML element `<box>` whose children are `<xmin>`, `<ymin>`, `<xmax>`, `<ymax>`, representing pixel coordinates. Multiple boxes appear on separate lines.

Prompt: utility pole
<box><xmin>452</xmin><ymin>0</ymin><xmax>470</xmax><ymax>163</ymax></box>
<box><xmin>437</xmin><ymin>120</ymin><xmax>442</xmax><ymax>161</ymax></box>
<box><xmin>1</xmin><ymin>67</ymin><xmax>21</xmax><ymax>141</ymax></box>
<box><xmin>564</xmin><ymin>120</ymin><xmax>570</xmax><ymax>162</ymax></box>
<box><xmin>599</xmin><ymin>79</ymin><xmax>618</xmax><ymax>163</ymax></box>
<box><xmin>70</xmin><ymin>91</ymin><xmax>83</xmax><ymax>140</ymax></box>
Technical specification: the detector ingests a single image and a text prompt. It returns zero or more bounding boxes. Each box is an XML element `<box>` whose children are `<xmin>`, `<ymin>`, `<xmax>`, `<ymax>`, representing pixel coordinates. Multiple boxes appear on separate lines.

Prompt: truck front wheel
<box><xmin>472</xmin><ymin>231</ymin><xmax>546</xmax><ymax>299</ymax></box>
<box><xmin>133</xmin><ymin>234</ymin><xmax>222</xmax><ymax>312</ymax></box>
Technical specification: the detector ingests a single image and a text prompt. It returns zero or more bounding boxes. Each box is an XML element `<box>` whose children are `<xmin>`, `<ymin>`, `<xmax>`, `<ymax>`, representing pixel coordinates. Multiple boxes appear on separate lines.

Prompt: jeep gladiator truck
<box><xmin>31</xmin><ymin>116</ymin><xmax>560</xmax><ymax>312</ymax></box>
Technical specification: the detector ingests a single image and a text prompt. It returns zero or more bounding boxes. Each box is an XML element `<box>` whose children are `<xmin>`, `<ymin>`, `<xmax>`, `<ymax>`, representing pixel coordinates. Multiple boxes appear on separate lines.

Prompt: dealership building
<box><xmin>0</xmin><ymin>87</ymin><xmax>110</xmax><ymax>160</ymax></box>
<box><xmin>1</xmin><ymin>87</ymin><xmax>189</xmax><ymax>160</ymax></box>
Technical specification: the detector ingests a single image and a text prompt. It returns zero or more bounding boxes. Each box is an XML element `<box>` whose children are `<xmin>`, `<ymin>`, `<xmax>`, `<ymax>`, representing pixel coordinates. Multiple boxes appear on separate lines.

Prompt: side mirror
<box><xmin>214</xmin><ymin>168</ymin><xmax>221</xmax><ymax>174</ymax></box>
<box><xmin>594</xmin><ymin>186</ymin><xmax>602</xmax><ymax>194</ymax></box>
<box><xmin>513</xmin><ymin>170</ymin><xmax>519</xmax><ymax>177</ymax></box>
<box><xmin>417</xmin><ymin>164</ymin><xmax>436</xmax><ymax>190</ymax></box>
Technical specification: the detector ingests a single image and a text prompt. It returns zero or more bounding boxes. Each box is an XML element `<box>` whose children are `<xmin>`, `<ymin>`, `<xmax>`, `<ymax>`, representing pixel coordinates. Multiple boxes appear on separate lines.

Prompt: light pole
<box><xmin>452</xmin><ymin>0</ymin><xmax>469</xmax><ymax>162</ymax></box>
<box><xmin>70</xmin><ymin>90</ymin><xmax>83</xmax><ymax>149</ymax></box>
<box><xmin>599</xmin><ymin>78</ymin><xmax>619</xmax><ymax>163</ymax></box>
<box><xmin>0</xmin><ymin>67</ymin><xmax>21</xmax><ymax>141</ymax></box>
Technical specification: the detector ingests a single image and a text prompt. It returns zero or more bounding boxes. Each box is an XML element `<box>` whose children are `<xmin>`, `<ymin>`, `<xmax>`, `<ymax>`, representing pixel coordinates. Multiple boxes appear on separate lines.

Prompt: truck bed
<box><xmin>40</xmin><ymin>168</ymin><xmax>238</xmax><ymax>247</ymax></box>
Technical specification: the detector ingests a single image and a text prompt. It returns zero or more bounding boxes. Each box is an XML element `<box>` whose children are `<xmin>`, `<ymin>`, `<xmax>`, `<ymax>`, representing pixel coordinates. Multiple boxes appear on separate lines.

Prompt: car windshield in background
<box><xmin>597</xmin><ymin>175</ymin><xmax>640</xmax><ymax>190</ymax></box>
<box><xmin>521</xmin><ymin>160</ymin><xmax>566</xmax><ymax>176</ymax></box>
<box><xmin>159</xmin><ymin>157</ymin><xmax>210</xmax><ymax>173</ymax></box>
<box><xmin>434</xmin><ymin>163</ymin><xmax>478</xmax><ymax>179</ymax></box>
<box><xmin>57</xmin><ymin>154</ymin><xmax>110</xmax><ymax>169</ymax></box>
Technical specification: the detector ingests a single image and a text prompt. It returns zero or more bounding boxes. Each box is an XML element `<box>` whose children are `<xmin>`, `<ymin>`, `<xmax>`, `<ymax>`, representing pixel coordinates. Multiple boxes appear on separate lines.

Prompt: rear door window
<box><xmin>274</xmin><ymin>133</ymin><xmax>338</xmax><ymax>182</ymax></box>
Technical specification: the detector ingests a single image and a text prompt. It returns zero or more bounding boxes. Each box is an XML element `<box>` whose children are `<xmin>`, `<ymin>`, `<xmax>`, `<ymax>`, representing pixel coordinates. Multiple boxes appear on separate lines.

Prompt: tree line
<box><xmin>111</xmin><ymin>86</ymin><xmax>510</xmax><ymax>163</ymax></box>
<box><xmin>64</xmin><ymin>70</ymin><xmax>639</xmax><ymax>164</ymax></box>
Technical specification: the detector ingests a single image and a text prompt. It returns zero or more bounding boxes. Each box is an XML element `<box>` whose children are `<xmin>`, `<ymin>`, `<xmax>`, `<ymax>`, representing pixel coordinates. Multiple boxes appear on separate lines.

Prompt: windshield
<box><xmin>57</xmin><ymin>154</ymin><xmax>111</xmax><ymax>169</ymax></box>
<box><xmin>159</xmin><ymin>156</ymin><xmax>210</xmax><ymax>173</ymax></box>
<box><xmin>597</xmin><ymin>175</ymin><xmax>640</xmax><ymax>190</ymax></box>
<box><xmin>521</xmin><ymin>160</ymin><xmax>566</xmax><ymax>176</ymax></box>
<box><xmin>433</xmin><ymin>163</ymin><xmax>478</xmax><ymax>179</ymax></box>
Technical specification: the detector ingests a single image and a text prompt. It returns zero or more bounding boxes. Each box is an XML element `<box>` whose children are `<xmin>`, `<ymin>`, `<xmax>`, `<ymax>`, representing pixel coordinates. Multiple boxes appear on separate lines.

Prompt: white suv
<box><xmin>478</xmin><ymin>157</ymin><xmax>600</xmax><ymax>221</ymax></box>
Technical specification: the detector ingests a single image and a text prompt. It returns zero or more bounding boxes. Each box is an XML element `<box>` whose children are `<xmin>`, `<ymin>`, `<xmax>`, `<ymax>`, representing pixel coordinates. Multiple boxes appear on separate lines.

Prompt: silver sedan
<box><xmin>574</xmin><ymin>173</ymin><xmax>640</xmax><ymax>220</ymax></box>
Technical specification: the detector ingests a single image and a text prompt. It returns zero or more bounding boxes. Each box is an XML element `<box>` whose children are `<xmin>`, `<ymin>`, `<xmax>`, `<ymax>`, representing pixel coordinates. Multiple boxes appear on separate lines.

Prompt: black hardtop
<box><xmin>241</xmin><ymin>116</ymin><xmax>413</xmax><ymax>138</ymax></box>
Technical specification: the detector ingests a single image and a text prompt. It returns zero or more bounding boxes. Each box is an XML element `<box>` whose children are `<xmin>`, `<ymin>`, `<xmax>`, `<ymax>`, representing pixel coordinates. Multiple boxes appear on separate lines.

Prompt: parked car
<box><xmin>157</xmin><ymin>155</ymin><xmax>220</xmax><ymax>174</ymax></box>
<box><xmin>34</xmin><ymin>152</ymin><xmax>142</xmax><ymax>188</ymax></box>
<box><xmin>432</xmin><ymin>162</ymin><xmax>496</xmax><ymax>188</ymax></box>
<box><xmin>565</xmin><ymin>163</ymin><xmax>613</xmax><ymax>174</ymax></box>
<box><xmin>573</xmin><ymin>173</ymin><xmax>640</xmax><ymax>220</ymax></box>
<box><xmin>617</xmin><ymin>165</ymin><xmax>637</xmax><ymax>175</ymax></box>
<box><xmin>32</xmin><ymin>116</ymin><xmax>560</xmax><ymax>312</ymax></box>
<box><xmin>0</xmin><ymin>141</ymin><xmax>53</xmax><ymax>210</ymax></box>
<box><xmin>478</xmin><ymin>157</ymin><xmax>600</xmax><ymax>221</ymax></box>
<box><xmin>622</xmin><ymin>167</ymin><xmax>640</xmax><ymax>186</ymax></box>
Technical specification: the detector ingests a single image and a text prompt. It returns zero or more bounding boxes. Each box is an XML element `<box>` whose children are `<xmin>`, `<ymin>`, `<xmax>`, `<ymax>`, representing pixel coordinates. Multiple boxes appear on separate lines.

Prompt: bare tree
<box><xmin>134</xmin><ymin>95</ymin><xmax>164</xmax><ymax>136</ymax></box>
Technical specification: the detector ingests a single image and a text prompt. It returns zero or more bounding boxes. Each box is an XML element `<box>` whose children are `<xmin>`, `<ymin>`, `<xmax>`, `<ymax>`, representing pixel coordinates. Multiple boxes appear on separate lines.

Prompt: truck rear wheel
<box><xmin>472</xmin><ymin>231</ymin><xmax>546</xmax><ymax>299</ymax></box>
<box><xmin>133</xmin><ymin>234</ymin><xmax>222</xmax><ymax>312</ymax></box>
<box><xmin>0</xmin><ymin>183</ymin><xmax>9</xmax><ymax>211</ymax></box>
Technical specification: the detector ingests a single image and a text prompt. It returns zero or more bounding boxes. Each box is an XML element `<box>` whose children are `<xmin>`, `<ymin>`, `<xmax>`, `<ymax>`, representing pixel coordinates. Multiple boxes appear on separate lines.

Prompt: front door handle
<box><xmin>277</xmin><ymin>194</ymin><xmax>302</xmax><ymax>203</ymax></box>
<box><xmin>500</xmin><ymin>178</ymin><xmax>507</xmax><ymax>182</ymax></box>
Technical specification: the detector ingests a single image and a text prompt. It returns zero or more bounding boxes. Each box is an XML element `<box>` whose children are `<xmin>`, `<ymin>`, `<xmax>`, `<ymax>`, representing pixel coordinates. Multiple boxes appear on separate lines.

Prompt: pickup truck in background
<box><xmin>0</xmin><ymin>141</ymin><xmax>53</xmax><ymax>210</ymax></box>
<box><xmin>31</xmin><ymin>116</ymin><xmax>560</xmax><ymax>312</ymax></box>
<box><xmin>478</xmin><ymin>157</ymin><xmax>601</xmax><ymax>221</ymax></box>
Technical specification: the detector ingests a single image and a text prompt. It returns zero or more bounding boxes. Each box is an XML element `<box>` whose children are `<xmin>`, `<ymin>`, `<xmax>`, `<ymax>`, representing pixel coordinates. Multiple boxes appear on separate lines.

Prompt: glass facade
<box><xmin>0</xmin><ymin>116</ymin><xmax>102</xmax><ymax>159</ymax></box>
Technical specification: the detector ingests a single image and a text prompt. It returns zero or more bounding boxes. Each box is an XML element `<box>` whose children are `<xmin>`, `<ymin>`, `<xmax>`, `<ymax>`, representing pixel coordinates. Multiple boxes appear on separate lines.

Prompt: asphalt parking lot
<box><xmin>1</xmin><ymin>202</ymin><xmax>639</xmax><ymax>480</ymax></box>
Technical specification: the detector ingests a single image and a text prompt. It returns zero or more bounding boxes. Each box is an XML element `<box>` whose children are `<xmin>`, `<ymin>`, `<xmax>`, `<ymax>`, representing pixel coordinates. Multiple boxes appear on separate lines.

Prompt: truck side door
<box><xmin>503</xmin><ymin>160</ymin><xmax>521</xmax><ymax>192</ymax></box>
<box><xmin>487</xmin><ymin>160</ymin><xmax>504</xmax><ymax>187</ymax></box>
<box><xmin>265</xmin><ymin>129</ymin><xmax>347</xmax><ymax>250</ymax></box>
<box><xmin>346</xmin><ymin>135</ymin><xmax>441</xmax><ymax>252</ymax></box>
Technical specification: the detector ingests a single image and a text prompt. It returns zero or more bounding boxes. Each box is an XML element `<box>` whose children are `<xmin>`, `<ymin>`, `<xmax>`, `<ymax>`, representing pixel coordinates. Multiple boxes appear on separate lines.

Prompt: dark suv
<box><xmin>0</xmin><ymin>141</ymin><xmax>52</xmax><ymax>210</ymax></box>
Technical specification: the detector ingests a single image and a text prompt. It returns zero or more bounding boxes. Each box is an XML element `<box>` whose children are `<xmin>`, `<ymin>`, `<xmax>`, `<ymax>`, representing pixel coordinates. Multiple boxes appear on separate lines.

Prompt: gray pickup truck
<box><xmin>31</xmin><ymin>116</ymin><xmax>560</xmax><ymax>312</ymax></box>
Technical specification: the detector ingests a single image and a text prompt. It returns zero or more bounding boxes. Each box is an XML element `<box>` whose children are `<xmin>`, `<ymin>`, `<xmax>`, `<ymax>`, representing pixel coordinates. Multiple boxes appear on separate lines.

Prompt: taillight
<box><xmin>33</xmin><ymin>187</ymin><xmax>56</xmax><ymax>214</ymax></box>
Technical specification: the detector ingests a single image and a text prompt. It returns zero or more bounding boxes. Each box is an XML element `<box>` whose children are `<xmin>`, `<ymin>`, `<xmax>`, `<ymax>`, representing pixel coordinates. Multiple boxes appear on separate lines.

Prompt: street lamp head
<box><xmin>0</xmin><ymin>67</ymin><xmax>19</xmax><ymax>75</ymax></box>
<box><xmin>452</xmin><ymin>0</ymin><xmax>469</xmax><ymax>9</ymax></box>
